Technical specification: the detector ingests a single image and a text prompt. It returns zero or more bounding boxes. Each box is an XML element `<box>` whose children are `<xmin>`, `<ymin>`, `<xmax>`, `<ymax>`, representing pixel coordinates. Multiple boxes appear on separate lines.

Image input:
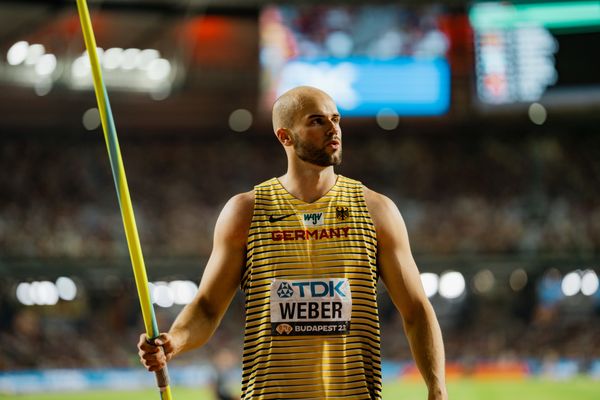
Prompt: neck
<box><xmin>279</xmin><ymin>159</ymin><xmax>337</xmax><ymax>203</ymax></box>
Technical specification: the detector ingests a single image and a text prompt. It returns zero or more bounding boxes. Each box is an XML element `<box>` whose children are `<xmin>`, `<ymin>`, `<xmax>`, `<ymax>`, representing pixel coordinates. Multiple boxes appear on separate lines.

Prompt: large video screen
<box><xmin>260</xmin><ymin>5</ymin><xmax>451</xmax><ymax>116</ymax></box>
<box><xmin>470</xmin><ymin>1</ymin><xmax>600</xmax><ymax>105</ymax></box>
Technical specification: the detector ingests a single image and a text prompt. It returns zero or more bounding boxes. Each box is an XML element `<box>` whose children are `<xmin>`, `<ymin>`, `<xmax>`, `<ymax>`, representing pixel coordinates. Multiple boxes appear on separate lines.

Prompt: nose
<box><xmin>326</xmin><ymin>119</ymin><xmax>340</xmax><ymax>137</ymax></box>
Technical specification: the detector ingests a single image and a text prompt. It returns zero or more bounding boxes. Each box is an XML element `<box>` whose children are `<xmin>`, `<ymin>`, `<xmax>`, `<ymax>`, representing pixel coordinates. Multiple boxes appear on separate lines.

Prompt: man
<box><xmin>138</xmin><ymin>86</ymin><xmax>447</xmax><ymax>399</ymax></box>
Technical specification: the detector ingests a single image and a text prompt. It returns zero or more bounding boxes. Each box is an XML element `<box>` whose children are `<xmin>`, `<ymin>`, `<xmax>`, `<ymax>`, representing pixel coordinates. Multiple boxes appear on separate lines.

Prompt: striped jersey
<box><xmin>242</xmin><ymin>175</ymin><xmax>382</xmax><ymax>399</ymax></box>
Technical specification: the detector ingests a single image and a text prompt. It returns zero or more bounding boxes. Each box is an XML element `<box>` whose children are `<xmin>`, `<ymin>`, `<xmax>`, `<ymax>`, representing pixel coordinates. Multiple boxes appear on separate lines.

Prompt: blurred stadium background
<box><xmin>0</xmin><ymin>0</ymin><xmax>599</xmax><ymax>398</ymax></box>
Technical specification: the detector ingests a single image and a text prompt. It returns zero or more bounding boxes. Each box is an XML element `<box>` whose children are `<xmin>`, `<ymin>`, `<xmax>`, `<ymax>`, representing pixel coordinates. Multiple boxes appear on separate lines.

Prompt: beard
<box><xmin>293</xmin><ymin>136</ymin><xmax>342</xmax><ymax>167</ymax></box>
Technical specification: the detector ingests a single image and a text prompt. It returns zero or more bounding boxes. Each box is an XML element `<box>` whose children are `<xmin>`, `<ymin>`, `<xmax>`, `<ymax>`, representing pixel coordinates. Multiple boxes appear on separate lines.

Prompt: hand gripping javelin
<box><xmin>75</xmin><ymin>1</ymin><xmax>173</xmax><ymax>399</ymax></box>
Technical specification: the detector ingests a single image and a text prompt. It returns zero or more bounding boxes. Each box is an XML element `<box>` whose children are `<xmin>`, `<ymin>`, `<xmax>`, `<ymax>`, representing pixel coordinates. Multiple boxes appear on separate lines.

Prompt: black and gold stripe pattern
<box><xmin>241</xmin><ymin>175</ymin><xmax>382</xmax><ymax>399</ymax></box>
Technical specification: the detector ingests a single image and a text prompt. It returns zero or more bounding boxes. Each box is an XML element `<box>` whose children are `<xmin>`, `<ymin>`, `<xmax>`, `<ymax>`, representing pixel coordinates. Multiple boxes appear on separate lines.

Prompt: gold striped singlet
<box><xmin>242</xmin><ymin>175</ymin><xmax>382</xmax><ymax>399</ymax></box>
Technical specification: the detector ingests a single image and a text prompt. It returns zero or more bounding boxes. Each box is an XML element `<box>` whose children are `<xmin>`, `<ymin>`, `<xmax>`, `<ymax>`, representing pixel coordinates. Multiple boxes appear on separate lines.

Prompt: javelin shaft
<box><xmin>75</xmin><ymin>1</ymin><xmax>172</xmax><ymax>398</ymax></box>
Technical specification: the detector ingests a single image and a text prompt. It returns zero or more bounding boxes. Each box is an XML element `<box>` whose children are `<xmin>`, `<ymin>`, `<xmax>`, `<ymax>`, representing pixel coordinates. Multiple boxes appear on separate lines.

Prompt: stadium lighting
<box><xmin>146</xmin><ymin>58</ymin><xmax>171</xmax><ymax>81</ymax></box>
<box><xmin>3</xmin><ymin>41</ymin><xmax>59</xmax><ymax>94</ymax></box>
<box><xmin>376</xmin><ymin>108</ymin><xmax>400</xmax><ymax>131</ymax></box>
<box><xmin>150</xmin><ymin>84</ymin><xmax>172</xmax><ymax>101</ymax></box>
<box><xmin>7</xmin><ymin>41</ymin><xmax>29</xmax><ymax>66</ymax></box>
<box><xmin>150</xmin><ymin>280</ymin><xmax>198</xmax><ymax>307</ymax></box>
<box><xmin>16</xmin><ymin>279</ymin><xmax>79</xmax><ymax>306</ymax></box>
<box><xmin>528</xmin><ymin>103</ymin><xmax>547</xmax><ymax>125</ymax></box>
<box><xmin>35</xmin><ymin>54</ymin><xmax>57</xmax><ymax>76</ymax></box>
<box><xmin>439</xmin><ymin>271</ymin><xmax>466</xmax><ymax>299</ymax></box>
<box><xmin>154</xmin><ymin>285</ymin><xmax>175</xmax><ymax>308</ymax></box>
<box><xmin>103</xmin><ymin>47</ymin><xmax>124</xmax><ymax>70</ymax></box>
<box><xmin>28</xmin><ymin>281</ymin><xmax>59</xmax><ymax>306</ymax></box>
<box><xmin>25</xmin><ymin>44</ymin><xmax>45</xmax><ymax>66</ymax></box>
<box><xmin>135</xmin><ymin>48</ymin><xmax>160</xmax><ymax>70</ymax></box>
<box><xmin>581</xmin><ymin>270</ymin><xmax>599</xmax><ymax>296</ymax></box>
<box><xmin>34</xmin><ymin>80</ymin><xmax>52</xmax><ymax>96</ymax></box>
<box><xmin>228</xmin><ymin>109</ymin><xmax>253</xmax><ymax>132</ymax></box>
<box><xmin>148</xmin><ymin>282</ymin><xmax>156</xmax><ymax>300</ymax></box>
<box><xmin>68</xmin><ymin>48</ymin><xmax>173</xmax><ymax>96</ymax></box>
<box><xmin>56</xmin><ymin>276</ymin><xmax>78</xmax><ymax>301</ymax></box>
<box><xmin>509</xmin><ymin>268</ymin><xmax>528</xmax><ymax>291</ymax></box>
<box><xmin>420</xmin><ymin>273</ymin><xmax>439</xmax><ymax>298</ymax></box>
<box><xmin>561</xmin><ymin>271</ymin><xmax>582</xmax><ymax>296</ymax></box>
<box><xmin>82</xmin><ymin>107</ymin><xmax>101</xmax><ymax>130</ymax></box>
<box><xmin>71</xmin><ymin>55</ymin><xmax>91</xmax><ymax>78</ymax></box>
<box><xmin>472</xmin><ymin>269</ymin><xmax>495</xmax><ymax>294</ymax></box>
<box><xmin>16</xmin><ymin>282</ymin><xmax>34</xmax><ymax>305</ymax></box>
<box><xmin>121</xmin><ymin>48</ymin><xmax>140</xmax><ymax>70</ymax></box>
<box><xmin>169</xmin><ymin>280</ymin><xmax>198</xmax><ymax>305</ymax></box>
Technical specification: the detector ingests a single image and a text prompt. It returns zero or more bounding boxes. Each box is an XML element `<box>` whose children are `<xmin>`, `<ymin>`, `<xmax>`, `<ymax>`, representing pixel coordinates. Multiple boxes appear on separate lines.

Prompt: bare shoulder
<box><xmin>224</xmin><ymin>190</ymin><xmax>255</xmax><ymax>215</ymax></box>
<box><xmin>363</xmin><ymin>186</ymin><xmax>412</xmax><ymax>252</ymax></box>
<box><xmin>215</xmin><ymin>190</ymin><xmax>255</xmax><ymax>243</ymax></box>
<box><xmin>363</xmin><ymin>186</ymin><xmax>401</xmax><ymax>228</ymax></box>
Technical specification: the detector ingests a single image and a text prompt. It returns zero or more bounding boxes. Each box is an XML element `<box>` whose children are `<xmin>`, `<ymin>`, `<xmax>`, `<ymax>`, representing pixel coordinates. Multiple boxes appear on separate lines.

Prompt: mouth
<box><xmin>326</xmin><ymin>139</ymin><xmax>341</xmax><ymax>150</ymax></box>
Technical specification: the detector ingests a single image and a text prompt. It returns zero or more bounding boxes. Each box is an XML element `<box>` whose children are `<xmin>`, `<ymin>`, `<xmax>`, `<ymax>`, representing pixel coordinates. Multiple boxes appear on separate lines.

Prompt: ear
<box><xmin>275</xmin><ymin>128</ymin><xmax>294</xmax><ymax>146</ymax></box>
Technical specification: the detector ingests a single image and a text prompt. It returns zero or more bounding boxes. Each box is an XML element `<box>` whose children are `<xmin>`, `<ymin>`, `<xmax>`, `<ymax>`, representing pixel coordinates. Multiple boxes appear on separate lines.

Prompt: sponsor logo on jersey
<box><xmin>277</xmin><ymin>282</ymin><xmax>294</xmax><ymax>298</ymax></box>
<box><xmin>303</xmin><ymin>212</ymin><xmax>324</xmax><ymax>226</ymax></box>
<box><xmin>268</xmin><ymin>213</ymin><xmax>294</xmax><ymax>223</ymax></box>
<box><xmin>275</xmin><ymin>323</ymin><xmax>293</xmax><ymax>335</ymax></box>
<box><xmin>270</xmin><ymin>278</ymin><xmax>352</xmax><ymax>336</ymax></box>
<box><xmin>291</xmin><ymin>280</ymin><xmax>347</xmax><ymax>297</ymax></box>
<box><xmin>271</xmin><ymin>227</ymin><xmax>350</xmax><ymax>241</ymax></box>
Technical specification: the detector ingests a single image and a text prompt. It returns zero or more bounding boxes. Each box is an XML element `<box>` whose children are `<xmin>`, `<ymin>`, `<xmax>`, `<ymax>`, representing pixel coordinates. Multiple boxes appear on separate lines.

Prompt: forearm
<box><xmin>168</xmin><ymin>297</ymin><xmax>223</xmax><ymax>357</ymax></box>
<box><xmin>403</xmin><ymin>302</ymin><xmax>447</xmax><ymax>399</ymax></box>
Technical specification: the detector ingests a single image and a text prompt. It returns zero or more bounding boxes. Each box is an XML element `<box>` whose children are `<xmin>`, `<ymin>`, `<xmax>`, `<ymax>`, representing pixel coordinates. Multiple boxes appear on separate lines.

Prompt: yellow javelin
<box><xmin>75</xmin><ymin>1</ymin><xmax>173</xmax><ymax>398</ymax></box>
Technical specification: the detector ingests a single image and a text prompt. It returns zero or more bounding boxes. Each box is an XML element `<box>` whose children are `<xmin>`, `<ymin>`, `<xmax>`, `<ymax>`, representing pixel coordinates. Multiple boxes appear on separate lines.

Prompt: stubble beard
<box><xmin>294</xmin><ymin>137</ymin><xmax>342</xmax><ymax>167</ymax></box>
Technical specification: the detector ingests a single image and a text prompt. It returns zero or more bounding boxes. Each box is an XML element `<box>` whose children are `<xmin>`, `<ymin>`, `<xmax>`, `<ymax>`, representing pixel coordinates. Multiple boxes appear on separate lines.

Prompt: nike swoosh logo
<box><xmin>269</xmin><ymin>214</ymin><xmax>295</xmax><ymax>223</ymax></box>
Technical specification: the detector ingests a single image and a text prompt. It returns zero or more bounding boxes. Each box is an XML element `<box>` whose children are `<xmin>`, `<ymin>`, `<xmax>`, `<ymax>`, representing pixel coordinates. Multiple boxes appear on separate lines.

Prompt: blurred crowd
<box><xmin>1</xmin><ymin>275</ymin><xmax>598</xmax><ymax>371</ymax></box>
<box><xmin>0</xmin><ymin>279</ymin><xmax>246</xmax><ymax>371</ymax></box>
<box><xmin>1</xmin><ymin>126</ymin><xmax>599</xmax><ymax>371</ymax></box>
<box><xmin>1</xmin><ymin>129</ymin><xmax>599</xmax><ymax>259</ymax></box>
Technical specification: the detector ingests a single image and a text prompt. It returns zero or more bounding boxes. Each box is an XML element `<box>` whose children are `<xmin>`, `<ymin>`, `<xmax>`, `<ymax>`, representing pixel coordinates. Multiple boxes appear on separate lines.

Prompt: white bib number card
<box><xmin>270</xmin><ymin>278</ymin><xmax>352</xmax><ymax>336</ymax></box>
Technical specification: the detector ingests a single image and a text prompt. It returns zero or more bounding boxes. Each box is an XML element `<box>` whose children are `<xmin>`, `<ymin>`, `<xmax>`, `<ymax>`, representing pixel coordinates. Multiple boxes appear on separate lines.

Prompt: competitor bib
<box><xmin>270</xmin><ymin>278</ymin><xmax>352</xmax><ymax>336</ymax></box>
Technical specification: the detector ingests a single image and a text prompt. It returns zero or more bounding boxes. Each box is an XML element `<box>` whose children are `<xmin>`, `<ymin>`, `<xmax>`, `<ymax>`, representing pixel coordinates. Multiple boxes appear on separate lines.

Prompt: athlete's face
<box><xmin>290</xmin><ymin>94</ymin><xmax>342</xmax><ymax>167</ymax></box>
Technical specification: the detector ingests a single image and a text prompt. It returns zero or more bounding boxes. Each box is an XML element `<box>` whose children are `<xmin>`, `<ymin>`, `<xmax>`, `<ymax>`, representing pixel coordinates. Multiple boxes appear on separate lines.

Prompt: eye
<box><xmin>311</xmin><ymin>118</ymin><xmax>323</xmax><ymax>125</ymax></box>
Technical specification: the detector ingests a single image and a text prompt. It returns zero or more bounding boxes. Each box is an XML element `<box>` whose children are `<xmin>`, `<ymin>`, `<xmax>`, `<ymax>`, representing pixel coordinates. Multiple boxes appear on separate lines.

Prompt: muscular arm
<box><xmin>365</xmin><ymin>188</ymin><xmax>447</xmax><ymax>400</ymax></box>
<box><xmin>138</xmin><ymin>191</ymin><xmax>254</xmax><ymax>370</ymax></box>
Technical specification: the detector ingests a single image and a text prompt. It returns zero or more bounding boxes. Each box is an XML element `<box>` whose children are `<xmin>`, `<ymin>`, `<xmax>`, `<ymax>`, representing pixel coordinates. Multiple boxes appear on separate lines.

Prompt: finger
<box><xmin>149</xmin><ymin>334</ymin><xmax>175</xmax><ymax>362</ymax></box>
<box><xmin>141</xmin><ymin>352</ymin><xmax>165</xmax><ymax>365</ymax></box>
<box><xmin>140</xmin><ymin>356</ymin><xmax>166</xmax><ymax>372</ymax></box>
<box><xmin>146</xmin><ymin>352</ymin><xmax>167</xmax><ymax>371</ymax></box>
<box><xmin>157</xmin><ymin>333</ymin><xmax>175</xmax><ymax>354</ymax></box>
<box><xmin>140</xmin><ymin>348</ymin><xmax>166</xmax><ymax>365</ymax></box>
<box><xmin>138</xmin><ymin>346</ymin><xmax>160</xmax><ymax>361</ymax></box>
<box><xmin>137</xmin><ymin>332</ymin><xmax>173</xmax><ymax>370</ymax></box>
<box><xmin>138</xmin><ymin>333</ymin><xmax>156</xmax><ymax>350</ymax></box>
<box><xmin>137</xmin><ymin>333</ymin><xmax>147</xmax><ymax>347</ymax></box>
<box><xmin>140</xmin><ymin>353</ymin><xmax>164</xmax><ymax>364</ymax></box>
<box><xmin>148</xmin><ymin>363</ymin><xmax>165</xmax><ymax>372</ymax></box>
<box><xmin>152</xmin><ymin>332</ymin><xmax>170</xmax><ymax>346</ymax></box>
<box><xmin>145</xmin><ymin>333</ymin><xmax>164</xmax><ymax>347</ymax></box>
<box><xmin>139</xmin><ymin>333</ymin><xmax>169</xmax><ymax>352</ymax></box>
<box><xmin>139</xmin><ymin>342</ymin><xmax>161</xmax><ymax>354</ymax></box>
